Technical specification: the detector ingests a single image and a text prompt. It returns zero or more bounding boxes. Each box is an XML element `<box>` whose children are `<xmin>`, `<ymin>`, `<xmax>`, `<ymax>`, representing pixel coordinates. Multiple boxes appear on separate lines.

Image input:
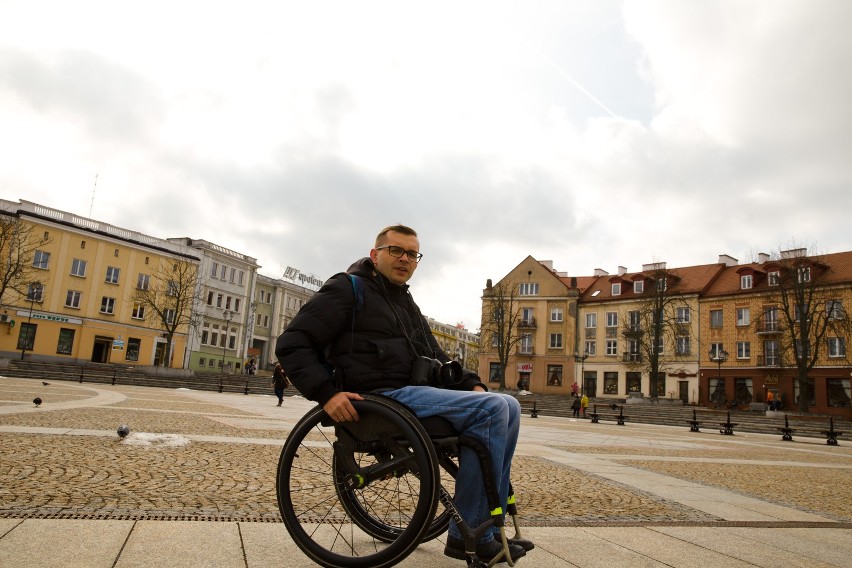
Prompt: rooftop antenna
<box><xmin>89</xmin><ymin>173</ymin><xmax>98</xmax><ymax>217</ymax></box>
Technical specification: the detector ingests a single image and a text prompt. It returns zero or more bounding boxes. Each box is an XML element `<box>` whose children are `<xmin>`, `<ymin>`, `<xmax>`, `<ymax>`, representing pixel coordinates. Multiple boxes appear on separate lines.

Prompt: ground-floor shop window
<box><xmin>56</xmin><ymin>328</ymin><xmax>74</xmax><ymax>354</ymax></box>
<box><xmin>489</xmin><ymin>362</ymin><xmax>501</xmax><ymax>383</ymax></box>
<box><xmin>626</xmin><ymin>372</ymin><xmax>641</xmax><ymax>393</ymax></box>
<box><xmin>547</xmin><ymin>365</ymin><xmax>563</xmax><ymax>386</ymax></box>
<box><xmin>827</xmin><ymin>378</ymin><xmax>851</xmax><ymax>407</ymax></box>
<box><xmin>709</xmin><ymin>378</ymin><xmax>726</xmax><ymax>404</ymax></box>
<box><xmin>794</xmin><ymin>378</ymin><xmax>816</xmax><ymax>406</ymax></box>
<box><xmin>17</xmin><ymin>322</ymin><xmax>37</xmax><ymax>351</ymax></box>
<box><xmin>734</xmin><ymin>378</ymin><xmax>754</xmax><ymax>403</ymax></box>
<box><xmin>603</xmin><ymin>372</ymin><xmax>618</xmax><ymax>394</ymax></box>
<box><xmin>125</xmin><ymin>338</ymin><xmax>141</xmax><ymax>362</ymax></box>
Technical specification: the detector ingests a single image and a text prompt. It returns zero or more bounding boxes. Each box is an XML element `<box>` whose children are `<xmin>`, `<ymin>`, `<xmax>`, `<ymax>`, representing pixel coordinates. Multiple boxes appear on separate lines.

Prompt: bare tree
<box><xmin>757</xmin><ymin>248</ymin><xmax>852</xmax><ymax>413</ymax></box>
<box><xmin>131</xmin><ymin>258</ymin><xmax>204</xmax><ymax>368</ymax></box>
<box><xmin>480</xmin><ymin>279</ymin><xmax>523</xmax><ymax>390</ymax></box>
<box><xmin>0</xmin><ymin>212</ymin><xmax>52</xmax><ymax>308</ymax></box>
<box><xmin>621</xmin><ymin>267</ymin><xmax>695</xmax><ymax>400</ymax></box>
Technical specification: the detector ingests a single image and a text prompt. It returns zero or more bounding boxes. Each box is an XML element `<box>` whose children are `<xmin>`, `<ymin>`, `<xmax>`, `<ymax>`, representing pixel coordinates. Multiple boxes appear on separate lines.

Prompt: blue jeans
<box><xmin>383</xmin><ymin>386</ymin><xmax>520</xmax><ymax>543</ymax></box>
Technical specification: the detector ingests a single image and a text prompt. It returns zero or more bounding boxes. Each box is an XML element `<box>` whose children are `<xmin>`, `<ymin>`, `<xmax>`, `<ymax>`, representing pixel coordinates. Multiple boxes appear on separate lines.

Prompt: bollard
<box><xmin>244</xmin><ymin>382</ymin><xmax>250</xmax><ymax>395</ymax></box>
<box><xmin>529</xmin><ymin>401</ymin><xmax>538</xmax><ymax>418</ymax></box>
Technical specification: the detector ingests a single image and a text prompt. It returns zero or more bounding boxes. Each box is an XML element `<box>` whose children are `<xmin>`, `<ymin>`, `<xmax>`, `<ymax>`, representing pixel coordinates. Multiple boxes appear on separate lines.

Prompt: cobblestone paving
<box><xmin>1</xmin><ymin>377</ymin><xmax>850</xmax><ymax>528</ymax></box>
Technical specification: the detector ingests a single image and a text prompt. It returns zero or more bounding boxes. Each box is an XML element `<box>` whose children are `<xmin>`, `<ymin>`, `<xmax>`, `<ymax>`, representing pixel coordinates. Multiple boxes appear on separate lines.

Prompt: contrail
<box><xmin>515</xmin><ymin>34</ymin><xmax>619</xmax><ymax>119</ymax></box>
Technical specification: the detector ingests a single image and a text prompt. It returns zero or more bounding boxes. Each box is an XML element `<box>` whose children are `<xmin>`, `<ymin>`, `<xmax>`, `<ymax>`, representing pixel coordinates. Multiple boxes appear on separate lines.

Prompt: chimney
<box><xmin>758</xmin><ymin>252</ymin><xmax>770</xmax><ymax>264</ymax></box>
<box><xmin>594</xmin><ymin>268</ymin><xmax>609</xmax><ymax>277</ymax></box>
<box><xmin>781</xmin><ymin>248</ymin><xmax>807</xmax><ymax>259</ymax></box>
<box><xmin>540</xmin><ymin>260</ymin><xmax>554</xmax><ymax>270</ymax></box>
<box><xmin>718</xmin><ymin>254</ymin><xmax>738</xmax><ymax>267</ymax></box>
<box><xmin>618</xmin><ymin>266</ymin><xmax>628</xmax><ymax>276</ymax></box>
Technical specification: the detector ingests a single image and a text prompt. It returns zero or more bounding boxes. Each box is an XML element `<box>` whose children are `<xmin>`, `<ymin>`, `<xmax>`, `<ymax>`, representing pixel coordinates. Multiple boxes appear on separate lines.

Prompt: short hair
<box><xmin>375</xmin><ymin>224</ymin><xmax>418</xmax><ymax>247</ymax></box>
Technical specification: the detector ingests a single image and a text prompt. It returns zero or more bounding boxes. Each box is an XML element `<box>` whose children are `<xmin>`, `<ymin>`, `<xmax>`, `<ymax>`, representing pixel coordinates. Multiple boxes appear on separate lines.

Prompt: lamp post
<box><xmin>20</xmin><ymin>282</ymin><xmax>40</xmax><ymax>361</ymax></box>
<box><xmin>574</xmin><ymin>349</ymin><xmax>589</xmax><ymax>394</ymax></box>
<box><xmin>221</xmin><ymin>309</ymin><xmax>234</xmax><ymax>374</ymax></box>
<box><xmin>709</xmin><ymin>347</ymin><xmax>728</xmax><ymax>405</ymax></box>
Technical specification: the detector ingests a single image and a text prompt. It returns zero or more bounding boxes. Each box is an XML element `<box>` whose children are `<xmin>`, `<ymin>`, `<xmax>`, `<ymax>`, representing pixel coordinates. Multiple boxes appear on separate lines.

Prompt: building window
<box><xmin>736</xmin><ymin>341</ymin><xmax>750</xmax><ymax>359</ymax></box>
<box><xmin>828</xmin><ymin>337</ymin><xmax>846</xmax><ymax>358</ymax></box>
<box><xmin>65</xmin><ymin>290</ymin><xmax>81</xmax><ymax>308</ymax></box>
<box><xmin>794</xmin><ymin>377</ymin><xmax>816</xmax><ymax>406</ymax></box>
<box><xmin>762</xmin><ymin>306</ymin><xmax>779</xmax><ymax>332</ymax></box>
<box><xmin>100</xmin><ymin>297</ymin><xmax>116</xmax><ymax>315</ymax></box>
<box><xmin>489</xmin><ymin>362</ymin><xmax>501</xmax><ymax>383</ymax></box>
<box><xmin>676</xmin><ymin>307</ymin><xmax>690</xmax><ymax>323</ymax></box>
<box><xmin>603</xmin><ymin>372</ymin><xmax>618</xmax><ymax>394</ymax></box>
<box><xmin>656</xmin><ymin>277</ymin><xmax>667</xmax><ymax>291</ymax></box>
<box><xmin>211</xmin><ymin>262</ymin><xmax>219</xmax><ymax>278</ymax></box>
<box><xmin>33</xmin><ymin>250</ymin><xmax>50</xmax><ymax>269</ymax></box>
<box><xmin>201</xmin><ymin>329</ymin><xmax>209</xmax><ymax>345</ymax></box>
<box><xmin>521</xmin><ymin>307</ymin><xmax>534</xmax><ymax>326</ymax></box>
<box><xmin>633</xmin><ymin>280</ymin><xmax>644</xmax><ymax>294</ymax></box>
<box><xmin>611</xmin><ymin>282</ymin><xmax>621</xmax><ymax>296</ymax></box>
<box><xmin>549</xmin><ymin>333</ymin><xmax>562</xmax><ymax>349</ymax></box>
<box><xmin>263</xmin><ymin>315</ymin><xmax>269</xmax><ymax>327</ymax></box>
<box><xmin>735</xmin><ymin>378</ymin><xmax>754</xmax><ymax>403</ymax></box>
<box><xmin>827</xmin><ymin>378</ymin><xmax>851</xmax><ymax>407</ymax></box>
<box><xmin>226</xmin><ymin>296</ymin><xmax>232</xmax><ymax>310</ymax></box>
<box><xmin>234</xmin><ymin>298</ymin><xmax>241</xmax><ymax>312</ymax></box>
<box><xmin>550</xmin><ymin>307</ymin><xmax>563</xmax><ymax>322</ymax></box>
<box><xmin>740</xmin><ymin>274</ymin><xmax>753</xmax><ymax>289</ymax></box>
<box><xmin>229</xmin><ymin>268</ymin><xmax>235</xmax><ymax>283</ymax></box>
<box><xmin>56</xmin><ymin>328</ymin><xmax>74</xmax><ymax>355</ymax></box>
<box><xmin>70</xmin><ymin>258</ymin><xmax>87</xmax><ymax>277</ymax></box>
<box><xmin>137</xmin><ymin>274</ymin><xmax>150</xmax><ymax>290</ymax></box>
<box><xmin>167</xmin><ymin>280</ymin><xmax>178</xmax><ymax>296</ymax></box>
<box><xmin>519</xmin><ymin>334</ymin><xmax>532</xmax><ymax>354</ymax></box>
<box><xmin>199</xmin><ymin>357</ymin><xmax>207</xmax><ymax>366</ymax></box>
<box><xmin>27</xmin><ymin>283</ymin><xmax>44</xmax><ymax>302</ymax></box>
<box><xmin>17</xmin><ymin>322</ymin><xmax>37</xmax><ymax>350</ymax></box>
<box><xmin>585</xmin><ymin>313</ymin><xmax>597</xmax><ymax>328</ymax></box>
<box><xmin>709</xmin><ymin>342</ymin><xmax>725</xmax><ymax>359</ymax></box>
<box><xmin>626</xmin><ymin>372</ymin><xmax>641</xmax><ymax>393</ymax></box>
<box><xmin>710</xmin><ymin>309</ymin><xmax>723</xmax><ymax>328</ymax></box>
<box><xmin>676</xmin><ymin>336</ymin><xmax>690</xmax><ymax>355</ymax></box>
<box><xmin>207</xmin><ymin>291</ymin><xmax>214</xmax><ymax>305</ymax></box>
<box><xmin>518</xmin><ymin>282</ymin><xmax>539</xmax><ymax>296</ymax></box>
<box><xmin>105</xmin><ymin>266</ymin><xmax>120</xmax><ymax>284</ymax></box>
<box><xmin>627</xmin><ymin>310</ymin><xmax>641</xmax><ymax>332</ymax></box>
<box><xmin>584</xmin><ymin>340</ymin><xmax>596</xmax><ymax>355</ymax></box>
<box><xmin>798</xmin><ymin>267</ymin><xmax>810</xmax><ymax>283</ymax></box>
<box><xmin>256</xmin><ymin>313</ymin><xmax>262</xmax><ymax>326</ymax></box>
<box><xmin>220</xmin><ymin>265</ymin><xmax>226</xmax><ymax>280</ymax></box>
<box><xmin>605</xmin><ymin>312</ymin><xmax>618</xmax><ymax>327</ymax></box>
<box><xmin>126</xmin><ymin>338</ymin><xmax>141</xmax><ymax>362</ymax></box>
<box><xmin>229</xmin><ymin>334</ymin><xmax>236</xmax><ymax>349</ymax></box>
<box><xmin>547</xmin><ymin>365</ymin><xmax>563</xmax><ymax>386</ymax></box>
<box><xmin>605</xmin><ymin>339</ymin><xmax>617</xmax><ymax>356</ymax></box>
<box><xmin>764</xmin><ymin>340</ymin><xmax>780</xmax><ymax>366</ymax></box>
<box><xmin>131</xmin><ymin>303</ymin><xmax>145</xmax><ymax>319</ymax></box>
<box><xmin>239</xmin><ymin>271</ymin><xmax>245</xmax><ymax>286</ymax></box>
<box><xmin>164</xmin><ymin>309</ymin><xmax>175</xmax><ymax>324</ymax></box>
<box><xmin>736</xmin><ymin>307</ymin><xmax>750</xmax><ymax>326</ymax></box>
<box><xmin>768</xmin><ymin>271</ymin><xmax>780</xmax><ymax>286</ymax></box>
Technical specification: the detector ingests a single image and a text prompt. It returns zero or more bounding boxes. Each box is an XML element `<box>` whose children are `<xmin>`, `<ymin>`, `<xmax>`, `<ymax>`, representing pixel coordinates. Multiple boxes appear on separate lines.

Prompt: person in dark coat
<box><xmin>276</xmin><ymin>224</ymin><xmax>531</xmax><ymax>563</ymax></box>
<box><xmin>571</xmin><ymin>394</ymin><xmax>581</xmax><ymax>418</ymax></box>
<box><xmin>272</xmin><ymin>362</ymin><xmax>288</xmax><ymax>406</ymax></box>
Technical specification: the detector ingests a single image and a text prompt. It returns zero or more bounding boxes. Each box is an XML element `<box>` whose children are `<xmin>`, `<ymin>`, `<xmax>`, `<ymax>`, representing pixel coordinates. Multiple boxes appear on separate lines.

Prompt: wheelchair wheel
<box><xmin>277</xmin><ymin>394</ymin><xmax>440</xmax><ymax>568</ymax></box>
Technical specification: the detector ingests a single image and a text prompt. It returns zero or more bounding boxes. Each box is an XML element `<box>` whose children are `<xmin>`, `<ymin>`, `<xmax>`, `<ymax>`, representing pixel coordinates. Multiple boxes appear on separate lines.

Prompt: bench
<box><xmin>778</xmin><ymin>414</ymin><xmax>795</xmax><ymax>441</ymax></box>
<box><xmin>719</xmin><ymin>411</ymin><xmax>737</xmax><ymax>435</ymax></box>
<box><xmin>775</xmin><ymin>416</ymin><xmax>843</xmax><ymax>445</ymax></box>
<box><xmin>588</xmin><ymin>404</ymin><xmax>627</xmax><ymax>425</ymax></box>
<box><xmin>822</xmin><ymin>418</ymin><xmax>843</xmax><ymax>446</ymax></box>
<box><xmin>218</xmin><ymin>376</ymin><xmax>251</xmax><ymax>395</ymax></box>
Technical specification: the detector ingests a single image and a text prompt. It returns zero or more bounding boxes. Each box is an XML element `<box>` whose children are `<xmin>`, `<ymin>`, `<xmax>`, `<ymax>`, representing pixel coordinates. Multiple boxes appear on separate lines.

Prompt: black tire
<box><xmin>277</xmin><ymin>394</ymin><xmax>440</xmax><ymax>568</ymax></box>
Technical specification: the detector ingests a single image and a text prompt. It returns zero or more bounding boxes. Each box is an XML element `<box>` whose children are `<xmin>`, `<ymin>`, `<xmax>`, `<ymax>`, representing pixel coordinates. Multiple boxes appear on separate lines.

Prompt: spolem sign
<box><xmin>283</xmin><ymin>266</ymin><xmax>324</xmax><ymax>290</ymax></box>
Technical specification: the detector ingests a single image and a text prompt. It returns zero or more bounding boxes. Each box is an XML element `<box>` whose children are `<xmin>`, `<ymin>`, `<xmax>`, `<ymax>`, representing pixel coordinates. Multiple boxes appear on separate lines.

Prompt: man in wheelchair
<box><xmin>276</xmin><ymin>224</ymin><xmax>531</xmax><ymax>565</ymax></box>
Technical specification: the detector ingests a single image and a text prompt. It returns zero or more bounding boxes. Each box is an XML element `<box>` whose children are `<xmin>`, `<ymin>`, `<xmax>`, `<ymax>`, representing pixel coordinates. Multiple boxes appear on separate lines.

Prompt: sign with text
<box><xmin>516</xmin><ymin>363</ymin><xmax>533</xmax><ymax>372</ymax></box>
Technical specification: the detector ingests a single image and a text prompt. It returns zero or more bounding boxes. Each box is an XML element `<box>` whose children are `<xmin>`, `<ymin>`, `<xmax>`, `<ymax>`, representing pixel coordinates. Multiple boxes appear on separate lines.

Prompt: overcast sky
<box><xmin>1</xmin><ymin>1</ymin><xmax>850</xmax><ymax>332</ymax></box>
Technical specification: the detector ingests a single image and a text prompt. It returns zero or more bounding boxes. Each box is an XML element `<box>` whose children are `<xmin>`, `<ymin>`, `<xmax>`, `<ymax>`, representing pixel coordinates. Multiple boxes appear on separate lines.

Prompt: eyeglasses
<box><xmin>376</xmin><ymin>245</ymin><xmax>423</xmax><ymax>262</ymax></box>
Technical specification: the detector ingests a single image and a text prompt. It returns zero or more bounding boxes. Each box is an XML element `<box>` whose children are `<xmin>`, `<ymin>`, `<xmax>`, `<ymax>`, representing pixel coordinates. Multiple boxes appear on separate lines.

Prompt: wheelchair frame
<box><xmin>276</xmin><ymin>393</ymin><xmax>525</xmax><ymax>568</ymax></box>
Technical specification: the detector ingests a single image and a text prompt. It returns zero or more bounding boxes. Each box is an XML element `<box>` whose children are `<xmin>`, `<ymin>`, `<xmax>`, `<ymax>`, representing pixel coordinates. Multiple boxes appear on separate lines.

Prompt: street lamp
<box><xmin>709</xmin><ymin>347</ymin><xmax>728</xmax><ymax>405</ymax></box>
<box><xmin>20</xmin><ymin>282</ymin><xmax>41</xmax><ymax>361</ymax></box>
<box><xmin>574</xmin><ymin>349</ymin><xmax>589</xmax><ymax>394</ymax></box>
<box><xmin>221</xmin><ymin>309</ymin><xmax>234</xmax><ymax>374</ymax></box>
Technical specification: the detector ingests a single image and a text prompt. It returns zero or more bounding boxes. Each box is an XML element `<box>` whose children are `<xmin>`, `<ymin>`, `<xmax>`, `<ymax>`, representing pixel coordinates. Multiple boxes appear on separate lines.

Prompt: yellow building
<box><xmin>425</xmin><ymin>317</ymin><xmax>480</xmax><ymax>371</ymax></box>
<box><xmin>0</xmin><ymin>200</ymin><xmax>199</xmax><ymax>368</ymax></box>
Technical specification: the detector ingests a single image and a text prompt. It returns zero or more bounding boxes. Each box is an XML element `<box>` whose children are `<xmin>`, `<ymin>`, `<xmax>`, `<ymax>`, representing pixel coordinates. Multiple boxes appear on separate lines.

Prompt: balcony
<box><xmin>756</xmin><ymin>322</ymin><xmax>781</xmax><ymax>335</ymax></box>
<box><xmin>518</xmin><ymin>318</ymin><xmax>537</xmax><ymax>329</ymax></box>
<box><xmin>517</xmin><ymin>346</ymin><xmax>535</xmax><ymax>356</ymax></box>
<box><xmin>757</xmin><ymin>354</ymin><xmax>781</xmax><ymax>367</ymax></box>
<box><xmin>622</xmin><ymin>325</ymin><xmax>644</xmax><ymax>338</ymax></box>
<box><xmin>622</xmin><ymin>352</ymin><xmax>643</xmax><ymax>363</ymax></box>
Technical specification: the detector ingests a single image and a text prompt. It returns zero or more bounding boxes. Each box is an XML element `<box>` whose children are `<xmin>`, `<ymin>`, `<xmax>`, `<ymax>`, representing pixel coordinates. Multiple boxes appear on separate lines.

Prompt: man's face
<box><xmin>370</xmin><ymin>230</ymin><xmax>420</xmax><ymax>286</ymax></box>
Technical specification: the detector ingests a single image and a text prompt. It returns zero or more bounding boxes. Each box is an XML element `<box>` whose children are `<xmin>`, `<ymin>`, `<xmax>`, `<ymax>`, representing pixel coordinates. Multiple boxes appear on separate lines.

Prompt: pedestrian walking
<box><xmin>272</xmin><ymin>362</ymin><xmax>289</xmax><ymax>406</ymax></box>
<box><xmin>571</xmin><ymin>394</ymin><xmax>581</xmax><ymax>418</ymax></box>
<box><xmin>580</xmin><ymin>393</ymin><xmax>589</xmax><ymax>417</ymax></box>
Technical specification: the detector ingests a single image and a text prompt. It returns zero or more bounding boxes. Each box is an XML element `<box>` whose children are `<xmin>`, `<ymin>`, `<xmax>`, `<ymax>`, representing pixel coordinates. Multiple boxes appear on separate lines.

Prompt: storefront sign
<box><xmin>16</xmin><ymin>311</ymin><xmax>82</xmax><ymax>325</ymax></box>
<box><xmin>283</xmin><ymin>266</ymin><xmax>324</xmax><ymax>289</ymax></box>
<box><xmin>516</xmin><ymin>363</ymin><xmax>533</xmax><ymax>372</ymax></box>
<box><xmin>765</xmin><ymin>375</ymin><xmax>779</xmax><ymax>385</ymax></box>
<box><xmin>112</xmin><ymin>339</ymin><xmax>125</xmax><ymax>351</ymax></box>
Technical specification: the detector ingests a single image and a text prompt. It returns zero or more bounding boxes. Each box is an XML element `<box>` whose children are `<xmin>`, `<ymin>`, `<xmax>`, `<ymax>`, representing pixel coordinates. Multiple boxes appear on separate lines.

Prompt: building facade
<box><xmin>1</xmin><ymin>200</ymin><xmax>199</xmax><ymax>369</ymax></box>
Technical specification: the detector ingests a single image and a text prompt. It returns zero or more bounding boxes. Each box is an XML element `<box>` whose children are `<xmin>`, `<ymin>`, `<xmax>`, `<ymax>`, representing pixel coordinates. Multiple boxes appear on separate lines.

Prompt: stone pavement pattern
<box><xmin>1</xmin><ymin>377</ymin><xmax>851</xmax><ymax>567</ymax></box>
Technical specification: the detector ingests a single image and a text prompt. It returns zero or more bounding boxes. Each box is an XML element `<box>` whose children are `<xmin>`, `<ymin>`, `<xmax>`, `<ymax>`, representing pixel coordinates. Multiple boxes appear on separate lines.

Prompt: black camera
<box><xmin>411</xmin><ymin>356</ymin><xmax>465</xmax><ymax>388</ymax></box>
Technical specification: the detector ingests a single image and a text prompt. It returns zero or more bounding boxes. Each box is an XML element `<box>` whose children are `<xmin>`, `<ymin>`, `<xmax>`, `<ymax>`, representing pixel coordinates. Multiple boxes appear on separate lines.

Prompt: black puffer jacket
<box><xmin>275</xmin><ymin>258</ymin><xmax>485</xmax><ymax>406</ymax></box>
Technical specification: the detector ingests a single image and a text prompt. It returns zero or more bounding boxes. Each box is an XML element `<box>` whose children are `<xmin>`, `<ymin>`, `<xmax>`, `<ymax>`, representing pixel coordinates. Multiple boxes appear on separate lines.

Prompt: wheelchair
<box><xmin>276</xmin><ymin>393</ymin><xmax>526</xmax><ymax>568</ymax></box>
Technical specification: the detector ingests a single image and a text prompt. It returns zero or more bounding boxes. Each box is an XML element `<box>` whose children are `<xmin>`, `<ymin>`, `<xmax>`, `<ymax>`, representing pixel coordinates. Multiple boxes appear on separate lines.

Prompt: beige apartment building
<box><xmin>1</xmin><ymin>200</ymin><xmax>199</xmax><ymax>368</ymax></box>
